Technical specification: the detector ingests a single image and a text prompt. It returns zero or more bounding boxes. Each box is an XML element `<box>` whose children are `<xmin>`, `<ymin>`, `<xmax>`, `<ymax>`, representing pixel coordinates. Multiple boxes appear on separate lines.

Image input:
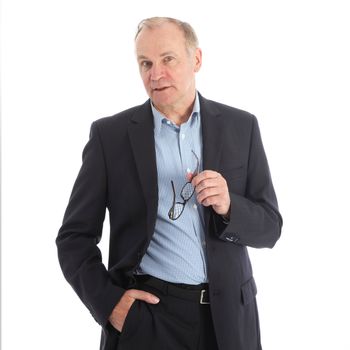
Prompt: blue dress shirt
<box><xmin>137</xmin><ymin>93</ymin><xmax>208</xmax><ymax>284</ymax></box>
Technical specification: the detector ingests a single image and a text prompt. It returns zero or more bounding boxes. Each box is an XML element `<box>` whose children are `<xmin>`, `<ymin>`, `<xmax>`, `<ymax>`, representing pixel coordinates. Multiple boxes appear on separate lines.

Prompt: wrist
<box><xmin>221</xmin><ymin>205</ymin><xmax>231</xmax><ymax>223</ymax></box>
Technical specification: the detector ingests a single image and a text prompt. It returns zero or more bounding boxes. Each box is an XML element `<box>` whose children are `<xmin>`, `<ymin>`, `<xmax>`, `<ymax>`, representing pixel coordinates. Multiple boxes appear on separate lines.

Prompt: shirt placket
<box><xmin>179</xmin><ymin>120</ymin><xmax>208</xmax><ymax>279</ymax></box>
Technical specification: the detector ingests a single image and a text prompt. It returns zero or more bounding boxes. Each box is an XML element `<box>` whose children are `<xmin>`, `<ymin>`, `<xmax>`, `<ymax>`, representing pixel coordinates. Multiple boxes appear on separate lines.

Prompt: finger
<box><xmin>199</xmin><ymin>194</ymin><xmax>229</xmax><ymax>210</ymax></box>
<box><xmin>195</xmin><ymin>178</ymin><xmax>223</xmax><ymax>194</ymax></box>
<box><xmin>201</xmin><ymin>195</ymin><xmax>222</xmax><ymax>207</ymax></box>
<box><xmin>126</xmin><ymin>289</ymin><xmax>160</xmax><ymax>304</ymax></box>
<box><xmin>192</xmin><ymin>170</ymin><xmax>219</xmax><ymax>187</ymax></box>
<box><xmin>197</xmin><ymin>188</ymin><xmax>222</xmax><ymax>205</ymax></box>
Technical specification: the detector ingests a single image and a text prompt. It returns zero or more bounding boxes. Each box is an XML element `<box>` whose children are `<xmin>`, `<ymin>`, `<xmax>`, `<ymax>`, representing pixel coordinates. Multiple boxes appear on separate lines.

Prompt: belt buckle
<box><xmin>200</xmin><ymin>289</ymin><xmax>210</xmax><ymax>304</ymax></box>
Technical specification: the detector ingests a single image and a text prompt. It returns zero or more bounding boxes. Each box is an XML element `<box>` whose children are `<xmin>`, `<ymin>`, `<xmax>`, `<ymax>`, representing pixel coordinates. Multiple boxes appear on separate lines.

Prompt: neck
<box><xmin>153</xmin><ymin>92</ymin><xmax>196</xmax><ymax>126</ymax></box>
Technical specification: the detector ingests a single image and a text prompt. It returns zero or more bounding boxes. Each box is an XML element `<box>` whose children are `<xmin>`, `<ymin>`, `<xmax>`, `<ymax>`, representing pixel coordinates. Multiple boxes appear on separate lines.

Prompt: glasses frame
<box><xmin>168</xmin><ymin>150</ymin><xmax>200</xmax><ymax>221</ymax></box>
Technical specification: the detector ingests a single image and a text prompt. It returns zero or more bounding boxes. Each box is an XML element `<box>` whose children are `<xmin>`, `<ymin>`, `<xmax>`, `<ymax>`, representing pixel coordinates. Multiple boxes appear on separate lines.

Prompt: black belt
<box><xmin>134</xmin><ymin>274</ymin><xmax>210</xmax><ymax>304</ymax></box>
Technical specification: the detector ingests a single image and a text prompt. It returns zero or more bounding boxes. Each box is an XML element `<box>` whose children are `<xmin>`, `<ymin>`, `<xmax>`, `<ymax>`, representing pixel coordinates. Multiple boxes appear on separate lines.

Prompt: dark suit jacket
<box><xmin>56</xmin><ymin>94</ymin><xmax>282</xmax><ymax>350</ymax></box>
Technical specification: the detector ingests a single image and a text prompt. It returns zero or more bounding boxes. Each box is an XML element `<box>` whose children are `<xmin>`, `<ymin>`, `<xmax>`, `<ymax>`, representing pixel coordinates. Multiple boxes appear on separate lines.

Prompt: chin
<box><xmin>152</xmin><ymin>95</ymin><xmax>175</xmax><ymax>108</ymax></box>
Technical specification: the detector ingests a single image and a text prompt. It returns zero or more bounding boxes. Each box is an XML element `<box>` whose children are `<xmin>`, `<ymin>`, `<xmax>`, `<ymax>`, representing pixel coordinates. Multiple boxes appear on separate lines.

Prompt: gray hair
<box><xmin>135</xmin><ymin>17</ymin><xmax>199</xmax><ymax>52</ymax></box>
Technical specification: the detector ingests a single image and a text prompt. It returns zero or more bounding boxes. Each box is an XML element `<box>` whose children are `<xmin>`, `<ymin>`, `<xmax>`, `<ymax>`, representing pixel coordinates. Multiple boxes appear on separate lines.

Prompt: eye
<box><xmin>163</xmin><ymin>56</ymin><xmax>174</xmax><ymax>64</ymax></box>
<box><xmin>140</xmin><ymin>61</ymin><xmax>152</xmax><ymax>70</ymax></box>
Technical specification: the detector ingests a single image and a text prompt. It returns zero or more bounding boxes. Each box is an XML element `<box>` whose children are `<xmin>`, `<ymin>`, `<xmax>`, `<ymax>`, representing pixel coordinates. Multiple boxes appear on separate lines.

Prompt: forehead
<box><xmin>135</xmin><ymin>22</ymin><xmax>187</xmax><ymax>56</ymax></box>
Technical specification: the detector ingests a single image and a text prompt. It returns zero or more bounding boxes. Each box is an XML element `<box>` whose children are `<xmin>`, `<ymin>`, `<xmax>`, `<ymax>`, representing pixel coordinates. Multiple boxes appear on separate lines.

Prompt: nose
<box><xmin>150</xmin><ymin>63</ymin><xmax>164</xmax><ymax>81</ymax></box>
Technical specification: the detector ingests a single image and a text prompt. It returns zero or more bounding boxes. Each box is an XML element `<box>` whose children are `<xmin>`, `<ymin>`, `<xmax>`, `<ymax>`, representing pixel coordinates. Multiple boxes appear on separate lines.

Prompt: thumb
<box><xmin>186</xmin><ymin>172</ymin><xmax>194</xmax><ymax>181</ymax></box>
<box><xmin>127</xmin><ymin>289</ymin><xmax>160</xmax><ymax>304</ymax></box>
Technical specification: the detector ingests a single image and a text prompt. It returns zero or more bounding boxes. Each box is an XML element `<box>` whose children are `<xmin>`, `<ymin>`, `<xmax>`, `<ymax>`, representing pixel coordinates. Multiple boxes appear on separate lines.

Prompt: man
<box><xmin>56</xmin><ymin>17</ymin><xmax>282</xmax><ymax>350</ymax></box>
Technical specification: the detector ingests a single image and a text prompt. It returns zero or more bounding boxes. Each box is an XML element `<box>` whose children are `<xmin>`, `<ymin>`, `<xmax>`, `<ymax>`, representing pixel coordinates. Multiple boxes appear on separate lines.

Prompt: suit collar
<box><xmin>129</xmin><ymin>93</ymin><xmax>224</xmax><ymax>171</ymax></box>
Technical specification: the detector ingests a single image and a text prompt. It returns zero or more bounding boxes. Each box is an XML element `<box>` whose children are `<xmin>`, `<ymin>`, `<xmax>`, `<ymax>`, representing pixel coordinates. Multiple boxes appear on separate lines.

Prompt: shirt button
<box><xmin>193</xmin><ymin>204</ymin><xmax>197</xmax><ymax>209</ymax></box>
<box><xmin>167</xmin><ymin>120</ymin><xmax>171</xmax><ymax>125</ymax></box>
<box><xmin>181</xmin><ymin>133</ymin><xmax>185</xmax><ymax>139</ymax></box>
<box><xmin>187</xmin><ymin>168</ymin><xmax>191</xmax><ymax>173</ymax></box>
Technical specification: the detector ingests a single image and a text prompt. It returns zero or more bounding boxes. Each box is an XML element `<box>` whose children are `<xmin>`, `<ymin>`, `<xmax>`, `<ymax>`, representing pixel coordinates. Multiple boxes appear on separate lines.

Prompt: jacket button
<box><xmin>232</xmin><ymin>233</ymin><xmax>240</xmax><ymax>243</ymax></box>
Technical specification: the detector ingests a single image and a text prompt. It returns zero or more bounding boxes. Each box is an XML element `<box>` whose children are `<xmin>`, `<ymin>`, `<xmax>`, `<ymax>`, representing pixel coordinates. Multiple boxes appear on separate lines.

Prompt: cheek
<box><xmin>141</xmin><ymin>74</ymin><xmax>150</xmax><ymax>88</ymax></box>
<box><xmin>176</xmin><ymin>68</ymin><xmax>193</xmax><ymax>85</ymax></box>
<box><xmin>161</xmin><ymin>70</ymin><xmax>172</xmax><ymax>82</ymax></box>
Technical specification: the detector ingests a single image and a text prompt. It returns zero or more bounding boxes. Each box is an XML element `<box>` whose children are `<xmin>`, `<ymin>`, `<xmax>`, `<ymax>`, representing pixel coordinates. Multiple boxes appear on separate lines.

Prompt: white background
<box><xmin>2</xmin><ymin>0</ymin><xmax>350</xmax><ymax>349</ymax></box>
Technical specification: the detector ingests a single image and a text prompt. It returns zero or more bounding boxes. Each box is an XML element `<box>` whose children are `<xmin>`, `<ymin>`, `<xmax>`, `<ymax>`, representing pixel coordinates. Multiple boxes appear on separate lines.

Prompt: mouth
<box><xmin>152</xmin><ymin>87</ymin><xmax>170</xmax><ymax>92</ymax></box>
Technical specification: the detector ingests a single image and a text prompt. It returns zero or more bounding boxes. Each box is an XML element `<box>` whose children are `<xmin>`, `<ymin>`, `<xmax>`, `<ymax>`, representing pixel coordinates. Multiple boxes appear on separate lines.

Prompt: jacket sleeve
<box><xmin>213</xmin><ymin>115</ymin><xmax>283</xmax><ymax>248</ymax></box>
<box><xmin>56</xmin><ymin>121</ymin><xmax>124</xmax><ymax>326</ymax></box>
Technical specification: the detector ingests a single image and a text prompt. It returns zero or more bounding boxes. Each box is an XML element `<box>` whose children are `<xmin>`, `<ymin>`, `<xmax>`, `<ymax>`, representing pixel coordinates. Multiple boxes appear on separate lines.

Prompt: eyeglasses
<box><xmin>168</xmin><ymin>150</ymin><xmax>200</xmax><ymax>220</ymax></box>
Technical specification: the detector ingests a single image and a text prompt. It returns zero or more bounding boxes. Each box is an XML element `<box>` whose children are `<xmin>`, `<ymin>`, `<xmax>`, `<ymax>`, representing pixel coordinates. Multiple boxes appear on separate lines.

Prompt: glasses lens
<box><xmin>168</xmin><ymin>202</ymin><xmax>185</xmax><ymax>220</ymax></box>
<box><xmin>181</xmin><ymin>182</ymin><xmax>195</xmax><ymax>201</ymax></box>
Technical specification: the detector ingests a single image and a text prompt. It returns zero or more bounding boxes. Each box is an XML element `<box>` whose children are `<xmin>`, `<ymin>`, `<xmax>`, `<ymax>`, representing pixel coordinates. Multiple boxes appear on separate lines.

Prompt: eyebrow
<box><xmin>160</xmin><ymin>51</ymin><xmax>177</xmax><ymax>57</ymax></box>
<box><xmin>137</xmin><ymin>51</ymin><xmax>177</xmax><ymax>61</ymax></box>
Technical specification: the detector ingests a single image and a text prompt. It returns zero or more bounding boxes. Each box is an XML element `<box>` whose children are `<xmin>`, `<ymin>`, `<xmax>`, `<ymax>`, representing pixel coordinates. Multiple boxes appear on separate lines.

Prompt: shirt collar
<box><xmin>152</xmin><ymin>91</ymin><xmax>200</xmax><ymax>135</ymax></box>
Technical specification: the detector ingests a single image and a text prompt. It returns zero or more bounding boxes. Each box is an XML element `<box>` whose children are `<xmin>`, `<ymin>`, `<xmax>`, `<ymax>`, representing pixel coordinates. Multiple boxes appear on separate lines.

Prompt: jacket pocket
<box><xmin>221</xmin><ymin>163</ymin><xmax>244</xmax><ymax>179</ymax></box>
<box><xmin>241</xmin><ymin>277</ymin><xmax>257</xmax><ymax>305</ymax></box>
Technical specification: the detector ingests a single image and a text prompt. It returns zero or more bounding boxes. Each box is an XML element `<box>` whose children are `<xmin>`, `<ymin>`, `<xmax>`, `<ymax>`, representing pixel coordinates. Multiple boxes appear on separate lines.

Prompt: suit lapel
<box><xmin>199</xmin><ymin>94</ymin><xmax>224</xmax><ymax>229</ymax></box>
<box><xmin>127</xmin><ymin>100</ymin><xmax>158</xmax><ymax>236</ymax></box>
<box><xmin>200</xmin><ymin>94</ymin><xmax>224</xmax><ymax>174</ymax></box>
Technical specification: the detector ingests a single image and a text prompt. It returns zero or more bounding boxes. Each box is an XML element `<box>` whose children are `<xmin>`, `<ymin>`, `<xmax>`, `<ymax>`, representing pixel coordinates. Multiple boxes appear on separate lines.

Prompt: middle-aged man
<box><xmin>56</xmin><ymin>17</ymin><xmax>283</xmax><ymax>350</ymax></box>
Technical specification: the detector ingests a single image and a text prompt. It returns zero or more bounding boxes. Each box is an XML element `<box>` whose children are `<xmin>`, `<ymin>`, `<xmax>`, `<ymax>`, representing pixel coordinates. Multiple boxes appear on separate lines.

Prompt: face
<box><xmin>135</xmin><ymin>22</ymin><xmax>202</xmax><ymax>114</ymax></box>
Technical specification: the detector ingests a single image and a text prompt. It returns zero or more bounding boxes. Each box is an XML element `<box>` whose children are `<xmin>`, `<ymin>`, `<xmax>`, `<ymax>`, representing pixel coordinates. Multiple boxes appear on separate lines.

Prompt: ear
<box><xmin>194</xmin><ymin>48</ymin><xmax>202</xmax><ymax>73</ymax></box>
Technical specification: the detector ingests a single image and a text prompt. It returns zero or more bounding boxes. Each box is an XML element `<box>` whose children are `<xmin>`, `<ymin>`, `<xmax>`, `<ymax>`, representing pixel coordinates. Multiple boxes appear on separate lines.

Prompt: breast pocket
<box><xmin>221</xmin><ymin>164</ymin><xmax>244</xmax><ymax>179</ymax></box>
<box><xmin>220</xmin><ymin>163</ymin><xmax>246</xmax><ymax>194</ymax></box>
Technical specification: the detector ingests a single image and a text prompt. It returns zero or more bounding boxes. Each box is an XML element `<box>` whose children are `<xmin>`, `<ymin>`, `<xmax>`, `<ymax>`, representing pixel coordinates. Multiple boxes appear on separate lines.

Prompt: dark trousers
<box><xmin>113</xmin><ymin>275</ymin><xmax>219</xmax><ymax>350</ymax></box>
